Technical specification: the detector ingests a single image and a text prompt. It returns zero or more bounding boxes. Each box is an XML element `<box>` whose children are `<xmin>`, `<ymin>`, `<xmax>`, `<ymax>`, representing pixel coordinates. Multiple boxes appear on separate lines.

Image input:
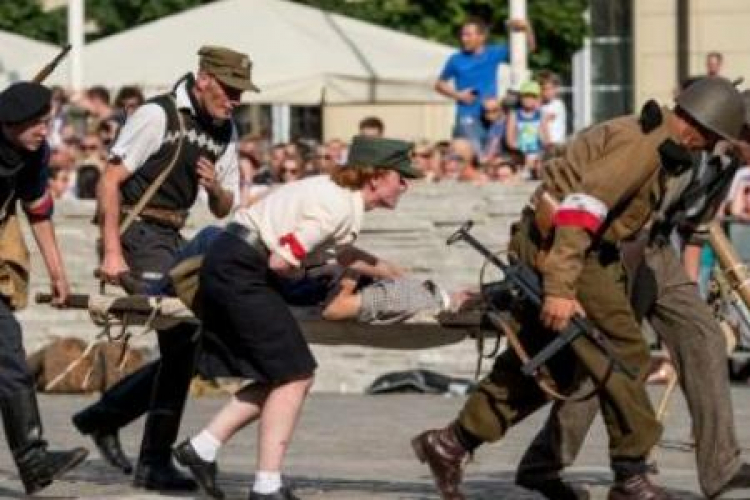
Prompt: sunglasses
<box><xmin>315</xmin><ymin>154</ymin><xmax>331</xmax><ymax>160</ymax></box>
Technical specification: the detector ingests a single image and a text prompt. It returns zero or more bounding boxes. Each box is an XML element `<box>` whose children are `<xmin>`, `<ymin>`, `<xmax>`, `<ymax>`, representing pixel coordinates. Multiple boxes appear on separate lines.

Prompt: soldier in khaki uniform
<box><xmin>515</xmin><ymin>88</ymin><xmax>750</xmax><ymax>500</ymax></box>
<box><xmin>411</xmin><ymin>77</ymin><xmax>746</xmax><ymax>500</ymax></box>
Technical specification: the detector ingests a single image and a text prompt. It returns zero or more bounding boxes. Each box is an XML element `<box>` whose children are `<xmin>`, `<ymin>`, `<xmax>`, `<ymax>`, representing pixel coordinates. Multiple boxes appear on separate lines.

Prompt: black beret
<box><xmin>0</xmin><ymin>82</ymin><xmax>52</xmax><ymax>124</ymax></box>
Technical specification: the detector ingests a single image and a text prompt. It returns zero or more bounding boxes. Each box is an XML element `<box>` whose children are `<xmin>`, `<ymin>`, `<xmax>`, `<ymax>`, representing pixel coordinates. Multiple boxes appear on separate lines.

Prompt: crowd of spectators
<box><xmin>45</xmin><ymin>84</ymin><xmax>145</xmax><ymax>201</ymax></box>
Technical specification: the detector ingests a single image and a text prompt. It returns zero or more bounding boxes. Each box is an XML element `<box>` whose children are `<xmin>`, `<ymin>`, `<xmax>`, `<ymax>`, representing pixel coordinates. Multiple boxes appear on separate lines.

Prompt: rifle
<box><xmin>447</xmin><ymin>220</ymin><xmax>637</xmax><ymax>380</ymax></box>
<box><xmin>32</xmin><ymin>43</ymin><xmax>72</xmax><ymax>84</ymax></box>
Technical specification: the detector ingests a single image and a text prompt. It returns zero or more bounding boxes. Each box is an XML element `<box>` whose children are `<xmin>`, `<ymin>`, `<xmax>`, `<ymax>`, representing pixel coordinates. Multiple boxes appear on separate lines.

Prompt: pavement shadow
<box><xmin>217</xmin><ymin>472</ymin><xmax>561</xmax><ymax>499</ymax></box>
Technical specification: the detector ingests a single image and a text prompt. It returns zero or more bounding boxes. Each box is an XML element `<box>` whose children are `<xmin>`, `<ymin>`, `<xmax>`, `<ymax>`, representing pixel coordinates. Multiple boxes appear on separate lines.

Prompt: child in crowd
<box><xmin>506</xmin><ymin>80</ymin><xmax>549</xmax><ymax>179</ymax></box>
<box><xmin>538</xmin><ymin>70</ymin><xmax>567</xmax><ymax>146</ymax></box>
<box><xmin>480</xmin><ymin>97</ymin><xmax>509</xmax><ymax>164</ymax></box>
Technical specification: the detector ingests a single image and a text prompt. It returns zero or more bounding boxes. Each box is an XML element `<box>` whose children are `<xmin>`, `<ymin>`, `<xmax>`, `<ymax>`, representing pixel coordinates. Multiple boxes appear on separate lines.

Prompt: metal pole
<box><xmin>67</xmin><ymin>0</ymin><xmax>84</xmax><ymax>90</ymax></box>
<box><xmin>271</xmin><ymin>104</ymin><xmax>291</xmax><ymax>144</ymax></box>
<box><xmin>509</xmin><ymin>0</ymin><xmax>528</xmax><ymax>89</ymax></box>
<box><xmin>676</xmin><ymin>0</ymin><xmax>690</xmax><ymax>84</ymax></box>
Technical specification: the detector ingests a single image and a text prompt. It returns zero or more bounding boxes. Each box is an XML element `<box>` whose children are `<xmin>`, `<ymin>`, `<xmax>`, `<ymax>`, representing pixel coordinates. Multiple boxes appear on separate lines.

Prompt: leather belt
<box><xmin>225</xmin><ymin>222</ymin><xmax>269</xmax><ymax>258</ymax></box>
<box><xmin>122</xmin><ymin>206</ymin><xmax>187</xmax><ymax>230</ymax></box>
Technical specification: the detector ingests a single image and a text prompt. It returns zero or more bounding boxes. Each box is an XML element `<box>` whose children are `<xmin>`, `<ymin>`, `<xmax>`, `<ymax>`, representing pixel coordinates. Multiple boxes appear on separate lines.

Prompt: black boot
<box><xmin>72</xmin><ymin>361</ymin><xmax>160</xmax><ymax>474</ymax></box>
<box><xmin>134</xmin><ymin>412</ymin><xmax>196</xmax><ymax>492</ymax></box>
<box><xmin>134</xmin><ymin>457</ymin><xmax>197</xmax><ymax>492</ymax></box>
<box><xmin>711</xmin><ymin>462</ymin><xmax>750</xmax><ymax>499</ymax></box>
<box><xmin>174</xmin><ymin>438</ymin><xmax>224</xmax><ymax>499</ymax></box>
<box><xmin>0</xmin><ymin>389</ymin><xmax>89</xmax><ymax>494</ymax></box>
<box><xmin>516</xmin><ymin>476</ymin><xmax>590</xmax><ymax>500</ymax></box>
<box><xmin>72</xmin><ymin>411</ymin><xmax>133</xmax><ymax>474</ymax></box>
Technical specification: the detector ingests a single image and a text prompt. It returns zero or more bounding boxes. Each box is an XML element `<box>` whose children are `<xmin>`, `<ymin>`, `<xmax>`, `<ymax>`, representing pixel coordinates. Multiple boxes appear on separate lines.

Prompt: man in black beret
<box><xmin>0</xmin><ymin>81</ymin><xmax>88</xmax><ymax>495</ymax></box>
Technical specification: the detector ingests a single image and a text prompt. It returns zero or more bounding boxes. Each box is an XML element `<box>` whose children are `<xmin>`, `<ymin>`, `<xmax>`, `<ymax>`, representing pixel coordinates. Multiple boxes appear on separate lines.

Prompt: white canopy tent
<box><xmin>0</xmin><ymin>31</ymin><xmax>57</xmax><ymax>88</ymax></box>
<box><xmin>38</xmin><ymin>0</ymin><xmax>454</xmax><ymax>105</ymax></box>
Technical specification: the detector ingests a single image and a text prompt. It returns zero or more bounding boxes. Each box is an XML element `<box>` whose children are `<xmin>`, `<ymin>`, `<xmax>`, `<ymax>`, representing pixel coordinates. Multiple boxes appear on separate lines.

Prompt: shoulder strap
<box><xmin>119</xmin><ymin>95</ymin><xmax>185</xmax><ymax>235</ymax></box>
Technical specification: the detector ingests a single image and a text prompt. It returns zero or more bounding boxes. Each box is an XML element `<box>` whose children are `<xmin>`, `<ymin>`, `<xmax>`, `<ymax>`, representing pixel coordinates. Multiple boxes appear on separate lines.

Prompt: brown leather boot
<box><xmin>608</xmin><ymin>474</ymin><xmax>674</xmax><ymax>500</ymax></box>
<box><xmin>411</xmin><ymin>424</ymin><xmax>467</xmax><ymax>500</ymax></box>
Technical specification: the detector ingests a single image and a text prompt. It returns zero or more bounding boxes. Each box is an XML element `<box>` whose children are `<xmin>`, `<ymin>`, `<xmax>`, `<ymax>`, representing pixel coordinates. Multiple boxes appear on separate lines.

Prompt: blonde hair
<box><xmin>330</xmin><ymin>166</ymin><xmax>390</xmax><ymax>190</ymax></box>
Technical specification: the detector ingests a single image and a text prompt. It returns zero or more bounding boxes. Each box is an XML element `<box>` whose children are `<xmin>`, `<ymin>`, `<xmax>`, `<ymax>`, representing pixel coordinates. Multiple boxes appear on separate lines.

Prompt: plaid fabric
<box><xmin>357</xmin><ymin>277</ymin><xmax>448</xmax><ymax>325</ymax></box>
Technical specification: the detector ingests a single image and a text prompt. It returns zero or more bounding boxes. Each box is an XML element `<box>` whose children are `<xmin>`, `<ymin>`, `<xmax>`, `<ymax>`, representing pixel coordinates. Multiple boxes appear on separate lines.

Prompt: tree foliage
<box><xmin>86</xmin><ymin>0</ymin><xmax>215</xmax><ymax>41</ymax></box>
<box><xmin>292</xmin><ymin>0</ymin><xmax>590</xmax><ymax>79</ymax></box>
<box><xmin>0</xmin><ymin>2</ymin><xmax>66</xmax><ymax>44</ymax></box>
<box><xmin>4</xmin><ymin>0</ymin><xmax>588</xmax><ymax>80</ymax></box>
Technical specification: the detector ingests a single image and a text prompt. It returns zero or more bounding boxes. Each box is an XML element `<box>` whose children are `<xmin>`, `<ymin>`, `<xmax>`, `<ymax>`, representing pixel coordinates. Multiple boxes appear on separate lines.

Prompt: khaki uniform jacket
<box><xmin>540</xmin><ymin>107</ymin><xmax>681</xmax><ymax>299</ymax></box>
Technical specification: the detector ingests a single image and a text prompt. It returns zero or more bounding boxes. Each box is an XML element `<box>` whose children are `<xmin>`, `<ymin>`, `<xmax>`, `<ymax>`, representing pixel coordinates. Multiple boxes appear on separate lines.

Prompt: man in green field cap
<box><xmin>72</xmin><ymin>44</ymin><xmax>257</xmax><ymax>492</ymax></box>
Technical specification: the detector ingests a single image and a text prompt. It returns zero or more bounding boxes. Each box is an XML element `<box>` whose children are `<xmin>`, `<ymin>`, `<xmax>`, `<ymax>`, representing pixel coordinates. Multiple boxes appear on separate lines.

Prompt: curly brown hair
<box><xmin>330</xmin><ymin>166</ymin><xmax>390</xmax><ymax>190</ymax></box>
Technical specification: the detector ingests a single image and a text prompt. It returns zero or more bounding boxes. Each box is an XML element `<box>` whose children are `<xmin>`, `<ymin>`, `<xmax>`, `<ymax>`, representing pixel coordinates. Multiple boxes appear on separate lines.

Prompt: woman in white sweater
<box><xmin>173</xmin><ymin>136</ymin><xmax>422</xmax><ymax>500</ymax></box>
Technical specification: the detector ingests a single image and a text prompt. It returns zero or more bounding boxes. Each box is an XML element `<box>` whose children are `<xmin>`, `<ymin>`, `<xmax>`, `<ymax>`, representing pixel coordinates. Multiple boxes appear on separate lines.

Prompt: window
<box><xmin>589</xmin><ymin>0</ymin><xmax>633</xmax><ymax>122</ymax></box>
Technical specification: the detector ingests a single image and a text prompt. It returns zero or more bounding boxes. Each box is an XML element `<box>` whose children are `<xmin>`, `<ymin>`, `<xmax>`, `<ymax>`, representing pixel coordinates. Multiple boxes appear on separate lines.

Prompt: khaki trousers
<box><xmin>458</xmin><ymin>214</ymin><xmax>661</xmax><ymax>471</ymax></box>
<box><xmin>516</xmin><ymin>240</ymin><xmax>741</xmax><ymax>497</ymax></box>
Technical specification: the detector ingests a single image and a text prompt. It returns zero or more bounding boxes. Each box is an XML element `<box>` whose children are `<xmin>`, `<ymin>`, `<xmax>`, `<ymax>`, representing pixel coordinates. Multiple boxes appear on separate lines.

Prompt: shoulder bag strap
<box><xmin>119</xmin><ymin>95</ymin><xmax>186</xmax><ymax>236</ymax></box>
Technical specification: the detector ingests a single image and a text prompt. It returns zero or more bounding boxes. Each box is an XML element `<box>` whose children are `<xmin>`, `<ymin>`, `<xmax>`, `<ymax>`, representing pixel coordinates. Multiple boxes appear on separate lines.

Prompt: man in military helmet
<box><xmin>71</xmin><ymin>45</ymin><xmax>255</xmax><ymax>492</ymax></box>
<box><xmin>514</xmin><ymin>83</ymin><xmax>750</xmax><ymax>500</ymax></box>
<box><xmin>411</xmin><ymin>76</ymin><xmax>746</xmax><ymax>500</ymax></box>
<box><xmin>0</xmin><ymin>81</ymin><xmax>88</xmax><ymax>495</ymax></box>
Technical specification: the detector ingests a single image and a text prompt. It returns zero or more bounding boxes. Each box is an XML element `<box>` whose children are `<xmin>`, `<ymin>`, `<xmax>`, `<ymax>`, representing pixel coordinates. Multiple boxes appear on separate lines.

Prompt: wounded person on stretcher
<box><xmin>155</xmin><ymin>226</ymin><xmax>476</xmax><ymax>325</ymax></box>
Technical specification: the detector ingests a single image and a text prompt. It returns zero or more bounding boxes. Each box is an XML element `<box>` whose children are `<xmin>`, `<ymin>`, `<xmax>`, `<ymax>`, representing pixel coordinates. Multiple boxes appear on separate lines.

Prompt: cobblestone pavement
<box><xmin>1</xmin><ymin>387</ymin><xmax>749</xmax><ymax>499</ymax></box>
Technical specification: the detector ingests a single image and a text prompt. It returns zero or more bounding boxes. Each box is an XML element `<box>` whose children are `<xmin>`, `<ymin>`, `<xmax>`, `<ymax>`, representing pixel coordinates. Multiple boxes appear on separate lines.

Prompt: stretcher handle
<box><xmin>35</xmin><ymin>293</ymin><xmax>90</xmax><ymax>309</ymax></box>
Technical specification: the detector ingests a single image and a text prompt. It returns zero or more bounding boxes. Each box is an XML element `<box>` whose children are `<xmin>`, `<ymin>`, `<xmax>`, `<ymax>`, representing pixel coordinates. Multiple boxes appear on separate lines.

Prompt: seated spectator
<box><xmin>280</xmin><ymin>156</ymin><xmax>304</xmax><ymax>183</ymax></box>
<box><xmin>80</xmin><ymin>132</ymin><xmax>106</xmax><ymax>165</ymax></box>
<box><xmin>359</xmin><ymin>116</ymin><xmax>384</xmax><ymax>137</ymax></box>
<box><xmin>729</xmin><ymin>179</ymin><xmax>750</xmax><ymax>262</ymax></box>
<box><xmin>113</xmin><ymin>86</ymin><xmax>145</xmax><ymax>126</ymax></box>
<box><xmin>479</xmin><ymin>97</ymin><xmax>509</xmax><ymax>163</ymax></box>
<box><xmin>538</xmin><ymin>70</ymin><xmax>567</xmax><ymax>146</ymax></box>
<box><xmin>48</xmin><ymin>166</ymin><xmax>72</xmax><ymax>200</ymax></box>
<box><xmin>284</xmin><ymin>141</ymin><xmax>301</xmax><ymax>160</ymax></box>
<box><xmin>75</xmin><ymin>165</ymin><xmax>101</xmax><ymax>200</ymax></box>
<box><xmin>506</xmin><ymin>80</ymin><xmax>549</xmax><ymax>178</ymax></box>
<box><xmin>49</xmin><ymin>86</ymin><xmax>70</xmax><ymax>148</ymax></box>
<box><xmin>450</xmin><ymin>138</ymin><xmax>486</xmax><ymax>184</ymax></box>
<box><xmin>706</xmin><ymin>50</ymin><xmax>723</xmax><ymax>77</ymax></box>
<box><xmin>326</xmin><ymin>138</ymin><xmax>347</xmax><ymax>165</ymax></box>
<box><xmin>253</xmin><ymin>142</ymin><xmax>286</xmax><ymax>184</ymax></box>
<box><xmin>311</xmin><ymin>144</ymin><xmax>337</xmax><ymax>175</ymax></box>
<box><xmin>412</xmin><ymin>140</ymin><xmax>436</xmax><ymax>180</ymax></box>
<box><xmin>239</xmin><ymin>140</ymin><xmax>270</xmax><ymax>207</ymax></box>
<box><xmin>485</xmin><ymin>155</ymin><xmax>520</xmax><ymax>184</ymax></box>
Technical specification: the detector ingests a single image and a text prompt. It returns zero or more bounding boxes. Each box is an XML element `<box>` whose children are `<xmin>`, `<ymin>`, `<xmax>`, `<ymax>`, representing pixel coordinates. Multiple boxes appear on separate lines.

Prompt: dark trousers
<box><xmin>75</xmin><ymin>221</ymin><xmax>197</xmax><ymax>463</ymax></box>
<box><xmin>516</xmin><ymin>242</ymin><xmax>741</xmax><ymax>497</ymax></box>
<box><xmin>0</xmin><ymin>298</ymin><xmax>34</xmax><ymax>399</ymax></box>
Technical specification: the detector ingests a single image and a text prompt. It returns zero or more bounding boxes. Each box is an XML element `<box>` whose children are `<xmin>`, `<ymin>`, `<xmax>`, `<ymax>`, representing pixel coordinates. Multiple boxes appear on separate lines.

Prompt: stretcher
<box><xmin>35</xmin><ymin>293</ymin><xmax>487</xmax><ymax>350</ymax></box>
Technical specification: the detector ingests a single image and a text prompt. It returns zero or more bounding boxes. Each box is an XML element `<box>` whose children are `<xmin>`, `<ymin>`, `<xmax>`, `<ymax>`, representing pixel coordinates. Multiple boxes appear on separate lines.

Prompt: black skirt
<box><xmin>197</xmin><ymin>230</ymin><xmax>317</xmax><ymax>383</ymax></box>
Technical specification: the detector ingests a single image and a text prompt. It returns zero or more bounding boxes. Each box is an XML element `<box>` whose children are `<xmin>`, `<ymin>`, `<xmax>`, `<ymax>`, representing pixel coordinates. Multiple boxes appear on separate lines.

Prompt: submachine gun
<box><xmin>447</xmin><ymin>221</ymin><xmax>637</xmax><ymax>386</ymax></box>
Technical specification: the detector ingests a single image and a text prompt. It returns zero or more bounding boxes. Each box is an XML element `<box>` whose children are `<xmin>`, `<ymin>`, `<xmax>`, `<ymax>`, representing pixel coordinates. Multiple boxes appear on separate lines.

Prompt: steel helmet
<box><xmin>675</xmin><ymin>76</ymin><xmax>745</xmax><ymax>140</ymax></box>
<box><xmin>742</xmin><ymin>89</ymin><xmax>750</xmax><ymax>125</ymax></box>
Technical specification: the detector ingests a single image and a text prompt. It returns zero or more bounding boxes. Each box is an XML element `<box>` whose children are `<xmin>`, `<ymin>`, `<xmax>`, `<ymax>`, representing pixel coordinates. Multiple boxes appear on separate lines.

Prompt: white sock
<box><xmin>253</xmin><ymin>470</ymin><xmax>282</xmax><ymax>494</ymax></box>
<box><xmin>190</xmin><ymin>430</ymin><xmax>221</xmax><ymax>462</ymax></box>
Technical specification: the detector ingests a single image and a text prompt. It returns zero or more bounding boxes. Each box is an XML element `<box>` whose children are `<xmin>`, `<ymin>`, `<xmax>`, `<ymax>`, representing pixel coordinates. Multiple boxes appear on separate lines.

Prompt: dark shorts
<box><xmin>121</xmin><ymin>220</ymin><xmax>184</xmax><ymax>282</ymax></box>
<box><xmin>197</xmin><ymin>230</ymin><xmax>317</xmax><ymax>383</ymax></box>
